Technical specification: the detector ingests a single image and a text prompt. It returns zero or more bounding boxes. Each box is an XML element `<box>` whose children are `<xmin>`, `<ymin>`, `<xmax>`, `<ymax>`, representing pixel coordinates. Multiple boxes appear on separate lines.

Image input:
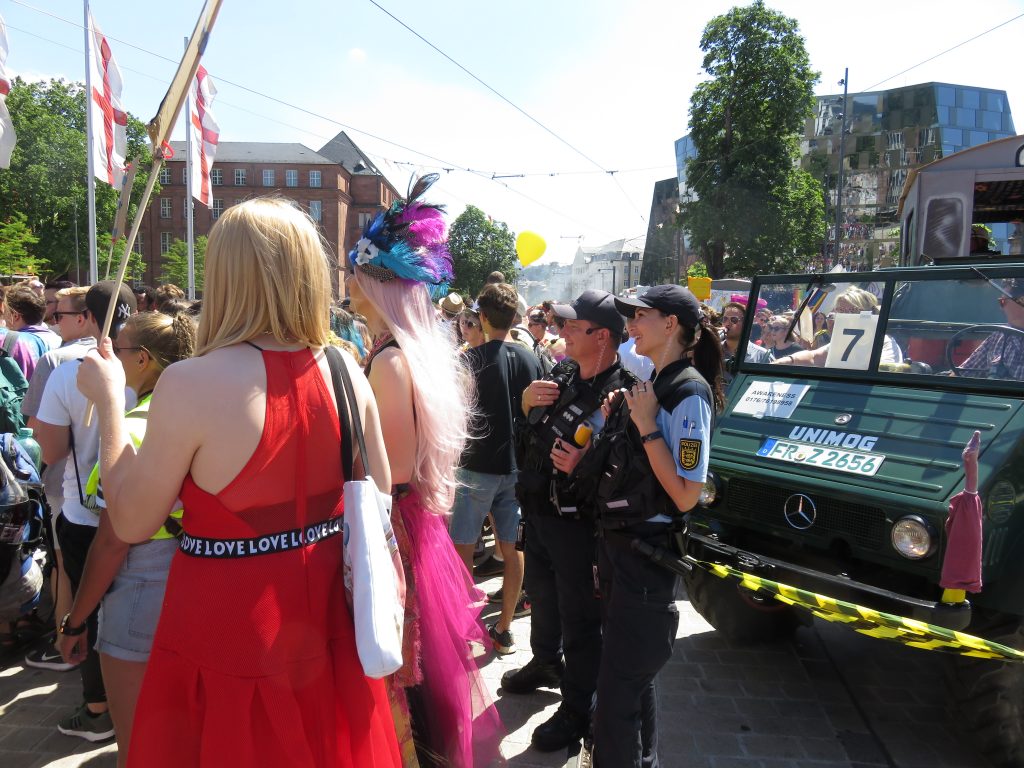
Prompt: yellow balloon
<box><xmin>687</xmin><ymin>276</ymin><xmax>712</xmax><ymax>301</ymax></box>
<box><xmin>516</xmin><ymin>231</ymin><xmax>547</xmax><ymax>267</ymax></box>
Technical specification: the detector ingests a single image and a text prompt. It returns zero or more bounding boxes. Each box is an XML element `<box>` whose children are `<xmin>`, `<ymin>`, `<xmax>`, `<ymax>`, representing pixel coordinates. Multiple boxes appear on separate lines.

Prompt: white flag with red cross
<box><xmin>189</xmin><ymin>65</ymin><xmax>219</xmax><ymax>207</ymax></box>
<box><xmin>87</xmin><ymin>10</ymin><xmax>126</xmax><ymax>187</ymax></box>
<box><xmin>0</xmin><ymin>15</ymin><xmax>16</xmax><ymax>169</ymax></box>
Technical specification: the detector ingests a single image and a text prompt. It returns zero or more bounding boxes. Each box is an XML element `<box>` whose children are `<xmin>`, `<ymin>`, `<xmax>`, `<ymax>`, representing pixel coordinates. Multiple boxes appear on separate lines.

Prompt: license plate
<box><xmin>756</xmin><ymin>438</ymin><xmax>885</xmax><ymax>476</ymax></box>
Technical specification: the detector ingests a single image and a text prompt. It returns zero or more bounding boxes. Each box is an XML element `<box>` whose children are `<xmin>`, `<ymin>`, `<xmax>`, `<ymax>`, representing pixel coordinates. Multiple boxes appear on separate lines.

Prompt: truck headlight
<box><xmin>891</xmin><ymin>516</ymin><xmax>936</xmax><ymax>559</ymax></box>
<box><xmin>698</xmin><ymin>472</ymin><xmax>722</xmax><ymax>507</ymax></box>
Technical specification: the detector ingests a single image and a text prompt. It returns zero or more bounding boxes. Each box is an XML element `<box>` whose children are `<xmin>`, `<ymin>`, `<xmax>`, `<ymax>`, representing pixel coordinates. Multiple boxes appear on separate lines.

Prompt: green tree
<box><xmin>160</xmin><ymin>236</ymin><xmax>206</xmax><ymax>291</ymax></box>
<box><xmin>0</xmin><ymin>213</ymin><xmax>44</xmax><ymax>276</ymax></box>
<box><xmin>683</xmin><ymin>1</ymin><xmax>825</xmax><ymax>277</ymax></box>
<box><xmin>0</xmin><ymin>78</ymin><xmax>155</xmax><ymax>281</ymax></box>
<box><xmin>447</xmin><ymin>205</ymin><xmax>518</xmax><ymax>297</ymax></box>
<box><xmin>98</xmin><ymin>233</ymin><xmax>146</xmax><ymax>285</ymax></box>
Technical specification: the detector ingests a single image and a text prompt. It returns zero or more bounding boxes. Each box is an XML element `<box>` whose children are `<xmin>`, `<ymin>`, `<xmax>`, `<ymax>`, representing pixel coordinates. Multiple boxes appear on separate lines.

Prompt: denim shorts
<box><xmin>96</xmin><ymin>538</ymin><xmax>177</xmax><ymax>662</ymax></box>
<box><xmin>449</xmin><ymin>468</ymin><xmax>521</xmax><ymax>545</ymax></box>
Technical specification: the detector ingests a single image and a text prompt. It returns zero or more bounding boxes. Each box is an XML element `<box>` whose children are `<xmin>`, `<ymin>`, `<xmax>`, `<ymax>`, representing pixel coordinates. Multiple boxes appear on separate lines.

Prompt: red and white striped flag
<box><xmin>87</xmin><ymin>10</ymin><xmax>126</xmax><ymax>187</ymax></box>
<box><xmin>189</xmin><ymin>65</ymin><xmax>219</xmax><ymax>207</ymax></box>
<box><xmin>0</xmin><ymin>15</ymin><xmax>16</xmax><ymax>169</ymax></box>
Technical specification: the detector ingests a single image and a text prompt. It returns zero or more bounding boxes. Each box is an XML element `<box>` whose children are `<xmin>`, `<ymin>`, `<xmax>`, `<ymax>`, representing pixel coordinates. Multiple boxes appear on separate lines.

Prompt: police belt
<box><xmin>178</xmin><ymin>515</ymin><xmax>342</xmax><ymax>559</ymax></box>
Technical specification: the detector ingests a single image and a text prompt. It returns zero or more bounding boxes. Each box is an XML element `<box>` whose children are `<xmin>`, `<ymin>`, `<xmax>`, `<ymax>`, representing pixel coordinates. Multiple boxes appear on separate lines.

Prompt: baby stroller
<box><xmin>0</xmin><ymin>434</ymin><xmax>47</xmax><ymax>653</ymax></box>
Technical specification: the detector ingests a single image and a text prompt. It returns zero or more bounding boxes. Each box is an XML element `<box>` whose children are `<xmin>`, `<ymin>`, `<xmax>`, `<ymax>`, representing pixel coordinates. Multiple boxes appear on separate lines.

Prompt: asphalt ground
<box><xmin>0</xmin><ymin>552</ymin><xmax>995</xmax><ymax>768</ymax></box>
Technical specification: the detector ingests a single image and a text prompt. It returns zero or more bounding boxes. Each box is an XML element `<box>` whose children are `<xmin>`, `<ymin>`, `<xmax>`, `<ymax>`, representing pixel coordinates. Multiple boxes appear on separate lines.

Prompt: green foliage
<box><xmin>97</xmin><ymin>232</ymin><xmax>147</xmax><ymax>284</ymax></box>
<box><xmin>447</xmin><ymin>205</ymin><xmax>518</xmax><ymax>298</ymax></box>
<box><xmin>0</xmin><ymin>213</ymin><xmax>44</xmax><ymax>276</ymax></box>
<box><xmin>160</xmin><ymin>236</ymin><xmax>206</xmax><ymax>291</ymax></box>
<box><xmin>683</xmin><ymin>1</ymin><xmax>825</xmax><ymax>277</ymax></box>
<box><xmin>687</xmin><ymin>261</ymin><xmax>709</xmax><ymax>278</ymax></box>
<box><xmin>0</xmin><ymin>78</ymin><xmax>155</xmax><ymax>280</ymax></box>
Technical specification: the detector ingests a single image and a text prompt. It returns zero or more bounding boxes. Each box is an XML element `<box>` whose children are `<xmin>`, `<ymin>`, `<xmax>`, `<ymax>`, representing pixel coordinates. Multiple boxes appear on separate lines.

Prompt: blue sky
<box><xmin>4</xmin><ymin>0</ymin><xmax>1023</xmax><ymax>264</ymax></box>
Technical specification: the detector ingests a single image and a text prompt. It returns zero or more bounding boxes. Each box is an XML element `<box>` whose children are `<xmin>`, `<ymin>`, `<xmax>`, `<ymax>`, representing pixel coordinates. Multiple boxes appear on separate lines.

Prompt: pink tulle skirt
<box><xmin>393</xmin><ymin>490</ymin><xmax>504</xmax><ymax>767</ymax></box>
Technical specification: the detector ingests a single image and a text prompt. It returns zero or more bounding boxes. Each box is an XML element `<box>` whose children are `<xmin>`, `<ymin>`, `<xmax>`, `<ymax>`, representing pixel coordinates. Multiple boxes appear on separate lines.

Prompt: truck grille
<box><xmin>727</xmin><ymin>479</ymin><xmax>887</xmax><ymax>549</ymax></box>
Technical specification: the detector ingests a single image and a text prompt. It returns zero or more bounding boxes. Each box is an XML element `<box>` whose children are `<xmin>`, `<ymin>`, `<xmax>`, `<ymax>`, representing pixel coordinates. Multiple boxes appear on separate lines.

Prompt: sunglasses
<box><xmin>52</xmin><ymin>310</ymin><xmax>87</xmax><ymax>321</ymax></box>
<box><xmin>113</xmin><ymin>344</ymin><xmax>145</xmax><ymax>355</ymax></box>
<box><xmin>723</xmin><ymin>316</ymin><xmax>742</xmax><ymax>325</ymax></box>
<box><xmin>459</xmin><ymin>318</ymin><xmax>480</xmax><ymax>329</ymax></box>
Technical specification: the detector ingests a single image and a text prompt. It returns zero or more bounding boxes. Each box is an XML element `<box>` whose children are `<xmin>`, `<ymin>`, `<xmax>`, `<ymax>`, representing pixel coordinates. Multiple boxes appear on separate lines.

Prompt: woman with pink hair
<box><xmin>347</xmin><ymin>175</ymin><xmax>503</xmax><ymax>767</ymax></box>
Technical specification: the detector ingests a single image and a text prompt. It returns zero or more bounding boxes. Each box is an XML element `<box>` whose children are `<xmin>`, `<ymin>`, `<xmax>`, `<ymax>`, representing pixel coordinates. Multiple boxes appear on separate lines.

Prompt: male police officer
<box><xmin>505</xmin><ymin>289</ymin><xmax>637</xmax><ymax>753</ymax></box>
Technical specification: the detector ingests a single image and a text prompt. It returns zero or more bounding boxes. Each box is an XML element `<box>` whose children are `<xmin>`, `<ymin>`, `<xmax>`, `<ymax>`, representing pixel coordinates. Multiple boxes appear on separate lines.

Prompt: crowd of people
<box><xmin>1</xmin><ymin>177</ymin><xmax>724</xmax><ymax>768</ymax></box>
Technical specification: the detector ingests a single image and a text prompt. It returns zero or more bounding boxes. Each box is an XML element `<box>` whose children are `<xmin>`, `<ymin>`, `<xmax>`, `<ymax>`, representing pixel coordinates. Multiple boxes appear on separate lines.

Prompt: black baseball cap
<box><xmin>615</xmin><ymin>284</ymin><xmax>702</xmax><ymax>328</ymax></box>
<box><xmin>551</xmin><ymin>289</ymin><xmax>624</xmax><ymax>337</ymax></box>
<box><xmin>85</xmin><ymin>281</ymin><xmax>137</xmax><ymax>339</ymax></box>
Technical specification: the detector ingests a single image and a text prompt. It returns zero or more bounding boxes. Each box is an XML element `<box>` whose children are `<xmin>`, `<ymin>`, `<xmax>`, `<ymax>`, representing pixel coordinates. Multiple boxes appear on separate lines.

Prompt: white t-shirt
<box><xmin>36</xmin><ymin>358</ymin><xmax>135</xmax><ymax>527</ymax></box>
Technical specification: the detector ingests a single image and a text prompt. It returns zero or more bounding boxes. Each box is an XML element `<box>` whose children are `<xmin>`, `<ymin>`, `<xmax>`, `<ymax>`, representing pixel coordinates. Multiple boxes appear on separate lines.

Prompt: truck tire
<box><xmin>683</xmin><ymin>565</ymin><xmax>798</xmax><ymax>644</ymax></box>
<box><xmin>944</xmin><ymin>614</ymin><xmax>1024</xmax><ymax>768</ymax></box>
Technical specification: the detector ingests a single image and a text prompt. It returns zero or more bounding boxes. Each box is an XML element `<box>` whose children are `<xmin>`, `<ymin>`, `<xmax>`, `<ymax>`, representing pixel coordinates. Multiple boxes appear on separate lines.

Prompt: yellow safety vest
<box><xmin>84</xmin><ymin>395</ymin><xmax>184</xmax><ymax>541</ymax></box>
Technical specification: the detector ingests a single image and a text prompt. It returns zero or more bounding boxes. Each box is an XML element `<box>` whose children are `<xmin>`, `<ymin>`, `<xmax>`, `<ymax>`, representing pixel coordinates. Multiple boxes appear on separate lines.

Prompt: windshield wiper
<box><xmin>969</xmin><ymin>266</ymin><xmax>1019</xmax><ymax>302</ymax></box>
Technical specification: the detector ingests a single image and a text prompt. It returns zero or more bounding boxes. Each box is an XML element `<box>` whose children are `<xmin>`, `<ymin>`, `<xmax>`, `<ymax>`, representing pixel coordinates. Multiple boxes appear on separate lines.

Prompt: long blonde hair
<box><xmin>196</xmin><ymin>197</ymin><xmax>331</xmax><ymax>355</ymax></box>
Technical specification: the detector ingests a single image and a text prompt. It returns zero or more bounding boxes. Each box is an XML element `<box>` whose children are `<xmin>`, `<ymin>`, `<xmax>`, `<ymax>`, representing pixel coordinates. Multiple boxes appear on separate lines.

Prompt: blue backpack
<box><xmin>0</xmin><ymin>435</ymin><xmax>44</xmax><ymax>623</ymax></box>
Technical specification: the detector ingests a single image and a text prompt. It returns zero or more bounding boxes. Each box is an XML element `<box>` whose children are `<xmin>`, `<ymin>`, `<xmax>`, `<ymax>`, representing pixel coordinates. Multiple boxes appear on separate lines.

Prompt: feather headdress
<box><xmin>349</xmin><ymin>173</ymin><xmax>454</xmax><ymax>299</ymax></box>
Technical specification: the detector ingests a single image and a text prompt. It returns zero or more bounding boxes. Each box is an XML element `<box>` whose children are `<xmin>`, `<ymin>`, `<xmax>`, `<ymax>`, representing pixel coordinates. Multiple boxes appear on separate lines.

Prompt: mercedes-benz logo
<box><xmin>784</xmin><ymin>494</ymin><xmax>817</xmax><ymax>530</ymax></box>
<box><xmin>835</xmin><ymin>413</ymin><xmax>853</xmax><ymax>425</ymax></box>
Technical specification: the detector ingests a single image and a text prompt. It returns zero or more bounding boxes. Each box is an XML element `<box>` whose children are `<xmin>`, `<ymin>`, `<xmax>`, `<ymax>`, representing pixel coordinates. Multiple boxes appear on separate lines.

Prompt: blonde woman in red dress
<box><xmin>77</xmin><ymin>198</ymin><xmax>401</xmax><ymax>767</ymax></box>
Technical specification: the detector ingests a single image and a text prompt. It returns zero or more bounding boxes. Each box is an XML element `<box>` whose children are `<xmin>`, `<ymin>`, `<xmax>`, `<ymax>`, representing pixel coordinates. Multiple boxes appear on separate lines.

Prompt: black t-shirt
<box><xmin>462</xmin><ymin>340</ymin><xmax>544</xmax><ymax>474</ymax></box>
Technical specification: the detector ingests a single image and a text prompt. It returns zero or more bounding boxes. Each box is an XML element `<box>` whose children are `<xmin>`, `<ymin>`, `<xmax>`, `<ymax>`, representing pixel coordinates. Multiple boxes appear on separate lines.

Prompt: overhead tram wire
<box><xmin>6</xmin><ymin>5</ymin><xmax>617</xmax><ymax>237</ymax></box>
<box><xmin>365</xmin><ymin>0</ymin><xmax>650</xmax><ymax>224</ymax></box>
<box><xmin>863</xmin><ymin>12</ymin><xmax>1024</xmax><ymax>91</ymax></box>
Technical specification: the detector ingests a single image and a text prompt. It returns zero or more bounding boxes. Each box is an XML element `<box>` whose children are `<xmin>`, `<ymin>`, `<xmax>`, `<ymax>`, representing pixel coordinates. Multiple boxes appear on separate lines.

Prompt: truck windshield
<box><xmin>747</xmin><ymin>269</ymin><xmax>1024</xmax><ymax>382</ymax></box>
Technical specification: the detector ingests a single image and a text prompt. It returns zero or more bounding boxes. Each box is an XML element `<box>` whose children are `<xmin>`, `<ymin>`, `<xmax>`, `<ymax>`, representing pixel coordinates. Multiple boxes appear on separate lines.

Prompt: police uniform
<box><xmin>591</xmin><ymin>288</ymin><xmax>715</xmax><ymax>768</ymax></box>
<box><xmin>505</xmin><ymin>290</ymin><xmax>636</xmax><ymax>753</ymax></box>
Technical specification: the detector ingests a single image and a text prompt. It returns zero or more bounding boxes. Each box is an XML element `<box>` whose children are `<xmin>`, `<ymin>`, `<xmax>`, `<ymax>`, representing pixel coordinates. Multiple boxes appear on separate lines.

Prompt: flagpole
<box><xmin>83</xmin><ymin>0</ymin><xmax>98</xmax><ymax>284</ymax></box>
<box><xmin>183</xmin><ymin>36</ymin><xmax>195</xmax><ymax>300</ymax></box>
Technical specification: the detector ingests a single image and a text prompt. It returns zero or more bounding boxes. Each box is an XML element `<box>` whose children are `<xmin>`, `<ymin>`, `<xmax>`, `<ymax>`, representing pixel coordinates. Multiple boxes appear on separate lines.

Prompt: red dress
<box><xmin>128</xmin><ymin>349</ymin><xmax>401</xmax><ymax>767</ymax></box>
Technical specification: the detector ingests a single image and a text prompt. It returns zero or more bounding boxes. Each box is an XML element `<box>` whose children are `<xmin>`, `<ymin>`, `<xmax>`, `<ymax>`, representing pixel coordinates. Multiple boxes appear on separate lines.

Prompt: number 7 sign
<box><xmin>825</xmin><ymin>312</ymin><xmax>878</xmax><ymax>370</ymax></box>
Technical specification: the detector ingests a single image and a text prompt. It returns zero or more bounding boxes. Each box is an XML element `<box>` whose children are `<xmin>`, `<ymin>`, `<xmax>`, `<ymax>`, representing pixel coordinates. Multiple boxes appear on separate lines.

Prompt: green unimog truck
<box><xmin>684</xmin><ymin>135</ymin><xmax>1024</xmax><ymax>767</ymax></box>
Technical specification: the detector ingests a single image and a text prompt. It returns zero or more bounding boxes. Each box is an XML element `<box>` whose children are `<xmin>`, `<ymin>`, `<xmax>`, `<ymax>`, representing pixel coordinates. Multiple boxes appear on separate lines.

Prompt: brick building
<box><xmin>138</xmin><ymin>131</ymin><xmax>400</xmax><ymax>297</ymax></box>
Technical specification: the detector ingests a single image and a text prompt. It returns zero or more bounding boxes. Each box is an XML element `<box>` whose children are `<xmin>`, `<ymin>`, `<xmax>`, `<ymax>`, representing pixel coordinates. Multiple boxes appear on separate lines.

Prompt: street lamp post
<box><xmin>834</xmin><ymin>68</ymin><xmax>849</xmax><ymax>270</ymax></box>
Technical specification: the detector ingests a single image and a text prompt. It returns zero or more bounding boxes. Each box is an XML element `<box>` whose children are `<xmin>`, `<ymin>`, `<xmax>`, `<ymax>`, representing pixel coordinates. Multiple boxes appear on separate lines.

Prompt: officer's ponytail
<box><xmin>680</xmin><ymin>317</ymin><xmax>725</xmax><ymax>413</ymax></box>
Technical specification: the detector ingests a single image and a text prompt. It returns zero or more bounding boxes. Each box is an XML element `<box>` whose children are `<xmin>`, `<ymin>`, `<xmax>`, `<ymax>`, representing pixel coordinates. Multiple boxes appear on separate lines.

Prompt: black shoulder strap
<box><xmin>653</xmin><ymin>361</ymin><xmax>714</xmax><ymax>418</ymax></box>
<box><xmin>325</xmin><ymin>345</ymin><xmax>367</xmax><ymax>482</ymax></box>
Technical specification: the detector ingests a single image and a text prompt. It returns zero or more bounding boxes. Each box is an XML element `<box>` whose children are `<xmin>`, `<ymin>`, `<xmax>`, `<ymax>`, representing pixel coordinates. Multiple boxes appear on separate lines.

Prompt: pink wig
<box><xmin>355</xmin><ymin>273</ymin><xmax>474</xmax><ymax>515</ymax></box>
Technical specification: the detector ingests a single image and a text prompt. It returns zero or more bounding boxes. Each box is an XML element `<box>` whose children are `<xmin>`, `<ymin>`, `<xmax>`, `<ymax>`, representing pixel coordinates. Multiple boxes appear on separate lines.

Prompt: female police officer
<box><xmin>590</xmin><ymin>284</ymin><xmax>724</xmax><ymax>767</ymax></box>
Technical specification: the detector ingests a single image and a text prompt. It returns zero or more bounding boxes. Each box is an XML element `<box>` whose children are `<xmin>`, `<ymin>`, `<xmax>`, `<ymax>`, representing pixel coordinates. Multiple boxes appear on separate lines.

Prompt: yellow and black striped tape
<box><xmin>696</xmin><ymin>560</ymin><xmax>1024</xmax><ymax>662</ymax></box>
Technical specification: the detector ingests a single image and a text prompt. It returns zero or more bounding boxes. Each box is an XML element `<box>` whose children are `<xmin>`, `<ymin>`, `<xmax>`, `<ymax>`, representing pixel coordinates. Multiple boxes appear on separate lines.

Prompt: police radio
<box><xmin>527</xmin><ymin>370</ymin><xmax>574</xmax><ymax>426</ymax></box>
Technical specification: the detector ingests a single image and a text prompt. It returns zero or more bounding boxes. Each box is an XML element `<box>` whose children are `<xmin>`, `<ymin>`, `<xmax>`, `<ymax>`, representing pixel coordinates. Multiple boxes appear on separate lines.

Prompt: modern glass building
<box><xmin>802</xmin><ymin>81</ymin><xmax>1015</xmax><ymax>269</ymax></box>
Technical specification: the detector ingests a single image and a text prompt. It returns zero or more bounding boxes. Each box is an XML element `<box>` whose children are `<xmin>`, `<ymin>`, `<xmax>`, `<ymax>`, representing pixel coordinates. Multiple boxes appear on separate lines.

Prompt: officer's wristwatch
<box><xmin>58</xmin><ymin>612</ymin><xmax>87</xmax><ymax>637</ymax></box>
<box><xmin>640</xmin><ymin>430</ymin><xmax>664</xmax><ymax>444</ymax></box>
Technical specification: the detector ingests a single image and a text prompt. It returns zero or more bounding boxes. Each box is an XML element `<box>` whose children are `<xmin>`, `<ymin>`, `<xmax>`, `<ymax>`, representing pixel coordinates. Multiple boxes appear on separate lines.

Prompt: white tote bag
<box><xmin>326</xmin><ymin>346</ymin><xmax>404</xmax><ymax>679</ymax></box>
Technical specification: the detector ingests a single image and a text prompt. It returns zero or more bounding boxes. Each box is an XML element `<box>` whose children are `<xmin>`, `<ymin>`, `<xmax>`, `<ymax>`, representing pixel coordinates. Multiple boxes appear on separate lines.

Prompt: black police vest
<box><xmin>591</xmin><ymin>360</ymin><xmax>714</xmax><ymax>529</ymax></box>
<box><xmin>515</xmin><ymin>360</ymin><xmax>637</xmax><ymax>513</ymax></box>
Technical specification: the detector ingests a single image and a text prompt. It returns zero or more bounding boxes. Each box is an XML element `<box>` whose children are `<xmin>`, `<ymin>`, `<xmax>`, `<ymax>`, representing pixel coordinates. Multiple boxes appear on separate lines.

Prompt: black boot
<box><xmin>500</xmin><ymin>656</ymin><xmax>564</xmax><ymax>694</ymax></box>
<box><xmin>531</xmin><ymin>704</ymin><xmax>590</xmax><ymax>752</ymax></box>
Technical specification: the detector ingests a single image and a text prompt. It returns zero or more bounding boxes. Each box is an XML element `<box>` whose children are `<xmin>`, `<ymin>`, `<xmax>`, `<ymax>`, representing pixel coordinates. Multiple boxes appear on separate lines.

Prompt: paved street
<box><xmin>0</xmin><ymin>566</ymin><xmax>994</xmax><ymax>768</ymax></box>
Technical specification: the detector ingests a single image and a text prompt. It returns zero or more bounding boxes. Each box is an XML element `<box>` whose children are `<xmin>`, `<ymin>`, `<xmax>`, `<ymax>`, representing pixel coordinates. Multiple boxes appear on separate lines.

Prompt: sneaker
<box><xmin>474</xmin><ymin>554</ymin><xmax>505</xmax><ymax>578</ymax></box>
<box><xmin>25</xmin><ymin>644</ymin><xmax>78</xmax><ymax>672</ymax></box>
<box><xmin>488</xmin><ymin>622</ymin><xmax>516</xmax><ymax>655</ymax></box>
<box><xmin>486</xmin><ymin>588</ymin><xmax>532</xmax><ymax>618</ymax></box>
<box><xmin>57</xmin><ymin>703</ymin><xmax>115</xmax><ymax>742</ymax></box>
<box><xmin>514</xmin><ymin>592</ymin><xmax>532</xmax><ymax>618</ymax></box>
<box><xmin>500</xmin><ymin>656</ymin><xmax>564</xmax><ymax>694</ymax></box>
<box><xmin>531</xmin><ymin>704</ymin><xmax>589</xmax><ymax>752</ymax></box>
